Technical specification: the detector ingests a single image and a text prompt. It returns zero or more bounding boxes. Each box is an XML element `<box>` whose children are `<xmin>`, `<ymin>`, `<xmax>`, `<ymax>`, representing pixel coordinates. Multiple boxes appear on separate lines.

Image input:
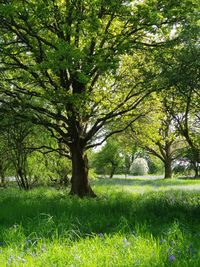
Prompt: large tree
<box><xmin>0</xmin><ymin>0</ymin><xmax>195</xmax><ymax>196</ymax></box>
<box><xmin>161</xmin><ymin>45</ymin><xmax>200</xmax><ymax>177</ymax></box>
<box><xmin>125</xmin><ymin>97</ymin><xmax>185</xmax><ymax>178</ymax></box>
<box><xmin>154</xmin><ymin>6</ymin><xmax>200</xmax><ymax>176</ymax></box>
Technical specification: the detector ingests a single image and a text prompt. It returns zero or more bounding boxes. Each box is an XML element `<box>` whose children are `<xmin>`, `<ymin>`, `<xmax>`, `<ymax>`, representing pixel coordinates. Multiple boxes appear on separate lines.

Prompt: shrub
<box><xmin>130</xmin><ymin>158</ymin><xmax>149</xmax><ymax>175</ymax></box>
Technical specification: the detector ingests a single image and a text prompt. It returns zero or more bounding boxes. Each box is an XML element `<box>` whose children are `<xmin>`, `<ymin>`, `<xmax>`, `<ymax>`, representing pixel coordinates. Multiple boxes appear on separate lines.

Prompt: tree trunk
<box><xmin>191</xmin><ymin>150</ymin><xmax>200</xmax><ymax>178</ymax></box>
<box><xmin>194</xmin><ymin>167</ymin><xmax>199</xmax><ymax>178</ymax></box>
<box><xmin>164</xmin><ymin>160</ymin><xmax>172</xmax><ymax>179</ymax></box>
<box><xmin>193</xmin><ymin>162</ymin><xmax>199</xmax><ymax>178</ymax></box>
<box><xmin>109</xmin><ymin>163</ymin><xmax>116</xmax><ymax>179</ymax></box>
<box><xmin>0</xmin><ymin>174</ymin><xmax>5</xmax><ymax>187</ymax></box>
<box><xmin>0</xmin><ymin>164</ymin><xmax>5</xmax><ymax>186</ymax></box>
<box><xmin>70</xmin><ymin>145</ymin><xmax>96</xmax><ymax>197</ymax></box>
<box><xmin>17</xmin><ymin>167</ymin><xmax>29</xmax><ymax>190</ymax></box>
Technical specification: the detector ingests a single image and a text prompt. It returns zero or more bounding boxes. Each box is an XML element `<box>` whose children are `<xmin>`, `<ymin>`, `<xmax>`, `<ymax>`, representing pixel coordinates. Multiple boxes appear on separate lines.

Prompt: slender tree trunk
<box><xmin>17</xmin><ymin>167</ymin><xmax>29</xmax><ymax>190</ymax></box>
<box><xmin>191</xmin><ymin>150</ymin><xmax>200</xmax><ymax>178</ymax></box>
<box><xmin>194</xmin><ymin>167</ymin><xmax>199</xmax><ymax>178</ymax></box>
<box><xmin>164</xmin><ymin>159</ymin><xmax>172</xmax><ymax>179</ymax></box>
<box><xmin>192</xmin><ymin>162</ymin><xmax>199</xmax><ymax>178</ymax></box>
<box><xmin>109</xmin><ymin>163</ymin><xmax>116</xmax><ymax>179</ymax></box>
<box><xmin>70</xmin><ymin>145</ymin><xmax>96</xmax><ymax>197</ymax></box>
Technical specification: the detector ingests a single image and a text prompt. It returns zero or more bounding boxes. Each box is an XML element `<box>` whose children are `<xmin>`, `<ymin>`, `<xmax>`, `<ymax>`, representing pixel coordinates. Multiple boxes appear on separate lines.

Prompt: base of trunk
<box><xmin>70</xmin><ymin>146</ymin><xmax>97</xmax><ymax>198</ymax></box>
<box><xmin>69</xmin><ymin>184</ymin><xmax>97</xmax><ymax>198</ymax></box>
<box><xmin>194</xmin><ymin>167</ymin><xmax>199</xmax><ymax>179</ymax></box>
<box><xmin>164</xmin><ymin>174</ymin><xmax>172</xmax><ymax>179</ymax></box>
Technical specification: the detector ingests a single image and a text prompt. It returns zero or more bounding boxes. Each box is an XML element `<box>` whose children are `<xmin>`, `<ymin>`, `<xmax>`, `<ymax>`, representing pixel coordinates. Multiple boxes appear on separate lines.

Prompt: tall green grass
<box><xmin>0</xmin><ymin>178</ymin><xmax>200</xmax><ymax>266</ymax></box>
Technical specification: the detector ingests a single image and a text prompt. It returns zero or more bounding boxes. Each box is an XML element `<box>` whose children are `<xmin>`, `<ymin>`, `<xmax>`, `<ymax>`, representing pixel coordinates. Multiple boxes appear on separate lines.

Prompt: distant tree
<box><xmin>162</xmin><ymin>45</ymin><xmax>200</xmax><ymax>177</ymax></box>
<box><xmin>116</xmin><ymin>133</ymin><xmax>141</xmax><ymax>176</ymax></box>
<box><xmin>173</xmin><ymin>146</ymin><xmax>198</xmax><ymax>177</ymax></box>
<box><xmin>92</xmin><ymin>138</ymin><xmax>123</xmax><ymax>178</ymax></box>
<box><xmin>123</xmin><ymin>97</ymin><xmax>186</xmax><ymax>178</ymax></box>
<box><xmin>0</xmin><ymin>107</ymin><xmax>62</xmax><ymax>189</ymax></box>
<box><xmin>0</xmin><ymin>116</ymin><xmax>40</xmax><ymax>189</ymax></box>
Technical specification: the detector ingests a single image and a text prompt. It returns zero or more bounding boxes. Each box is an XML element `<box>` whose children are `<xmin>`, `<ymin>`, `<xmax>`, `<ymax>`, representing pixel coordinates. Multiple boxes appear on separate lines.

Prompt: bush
<box><xmin>130</xmin><ymin>158</ymin><xmax>149</xmax><ymax>175</ymax></box>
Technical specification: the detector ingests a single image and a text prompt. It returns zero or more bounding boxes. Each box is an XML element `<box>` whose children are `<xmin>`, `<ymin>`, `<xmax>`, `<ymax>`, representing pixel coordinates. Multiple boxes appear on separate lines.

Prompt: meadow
<box><xmin>0</xmin><ymin>177</ymin><xmax>200</xmax><ymax>266</ymax></box>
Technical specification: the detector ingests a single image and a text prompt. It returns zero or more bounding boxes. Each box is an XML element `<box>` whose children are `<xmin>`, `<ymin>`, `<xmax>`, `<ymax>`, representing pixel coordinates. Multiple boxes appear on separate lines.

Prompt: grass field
<box><xmin>0</xmin><ymin>177</ymin><xmax>200</xmax><ymax>266</ymax></box>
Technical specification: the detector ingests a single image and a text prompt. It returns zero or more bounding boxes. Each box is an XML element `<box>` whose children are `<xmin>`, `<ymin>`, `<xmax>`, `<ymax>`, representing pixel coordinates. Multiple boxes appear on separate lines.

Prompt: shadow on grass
<box><xmin>0</xmin><ymin>185</ymin><xmax>200</xmax><ymax>248</ymax></box>
<box><xmin>177</xmin><ymin>176</ymin><xmax>200</xmax><ymax>180</ymax></box>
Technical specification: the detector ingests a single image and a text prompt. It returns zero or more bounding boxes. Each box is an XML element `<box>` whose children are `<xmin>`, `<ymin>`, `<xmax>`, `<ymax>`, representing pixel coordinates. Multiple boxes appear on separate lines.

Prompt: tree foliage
<box><xmin>159</xmin><ymin>36</ymin><xmax>200</xmax><ymax>177</ymax></box>
<box><xmin>0</xmin><ymin>0</ymin><xmax>198</xmax><ymax>195</ymax></box>
<box><xmin>92</xmin><ymin>138</ymin><xmax>123</xmax><ymax>178</ymax></box>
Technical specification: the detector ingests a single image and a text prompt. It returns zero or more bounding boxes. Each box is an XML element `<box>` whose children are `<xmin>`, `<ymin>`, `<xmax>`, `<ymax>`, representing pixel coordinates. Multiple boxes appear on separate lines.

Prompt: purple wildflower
<box><xmin>168</xmin><ymin>254</ymin><xmax>176</xmax><ymax>262</ymax></box>
<box><xmin>98</xmin><ymin>233</ymin><xmax>104</xmax><ymax>238</ymax></box>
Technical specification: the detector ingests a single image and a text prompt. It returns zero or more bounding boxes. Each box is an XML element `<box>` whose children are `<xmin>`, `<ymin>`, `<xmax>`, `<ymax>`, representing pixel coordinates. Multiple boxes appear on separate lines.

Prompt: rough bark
<box><xmin>70</xmin><ymin>145</ymin><xmax>96</xmax><ymax>197</ymax></box>
<box><xmin>164</xmin><ymin>159</ymin><xmax>172</xmax><ymax>178</ymax></box>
